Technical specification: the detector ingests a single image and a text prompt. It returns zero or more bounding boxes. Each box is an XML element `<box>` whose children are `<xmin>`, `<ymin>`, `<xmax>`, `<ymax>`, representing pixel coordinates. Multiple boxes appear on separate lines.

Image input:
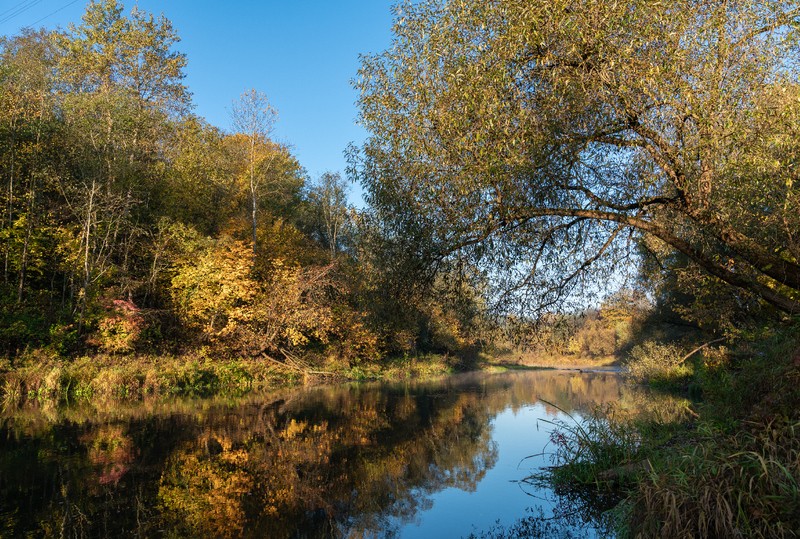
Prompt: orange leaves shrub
<box><xmin>328</xmin><ymin>306</ymin><xmax>381</xmax><ymax>363</ymax></box>
<box><xmin>235</xmin><ymin>260</ymin><xmax>335</xmax><ymax>355</ymax></box>
<box><xmin>170</xmin><ymin>236</ymin><xmax>336</xmax><ymax>356</ymax></box>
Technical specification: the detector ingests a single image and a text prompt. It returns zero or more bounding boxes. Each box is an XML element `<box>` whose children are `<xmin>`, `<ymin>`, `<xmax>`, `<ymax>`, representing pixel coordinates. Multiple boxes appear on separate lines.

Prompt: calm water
<box><xmin>0</xmin><ymin>369</ymin><xmax>651</xmax><ymax>538</ymax></box>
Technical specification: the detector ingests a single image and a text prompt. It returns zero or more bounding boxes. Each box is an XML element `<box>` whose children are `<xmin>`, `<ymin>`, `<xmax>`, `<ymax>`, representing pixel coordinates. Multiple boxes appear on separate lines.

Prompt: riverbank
<box><xmin>485</xmin><ymin>350</ymin><xmax>619</xmax><ymax>371</ymax></box>
<box><xmin>0</xmin><ymin>349</ymin><xmax>472</xmax><ymax>406</ymax></box>
<box><xmin>0</xmin><ymin>345</ymin><xmax>632</xmax><ymax>408</ymax></box>
<box><xmin>539</xmin><ymin>325</ymin><xmax>800</xmax><ymax>537</ymax></box>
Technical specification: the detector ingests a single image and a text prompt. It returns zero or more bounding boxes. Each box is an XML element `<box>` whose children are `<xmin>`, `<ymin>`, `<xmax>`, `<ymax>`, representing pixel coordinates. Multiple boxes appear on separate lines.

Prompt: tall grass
<box><xmin>622</xmin><ymin>419</ymin><xmax>800</xmax><ymax>539</ymax></box>
<box><xmin>539</xmin><ymin>326</ymin><xmax>800</xmax><ymax>539</ymax></box>
<box><xmin>525</xmin><ymin>401</ymin><xmax>655</xmax><ymax>536</ymax></box>
<box><xmin>535</xmin><ymin>402</ymin><xmax>644</xmax><ymax>488</ymax></box>
<box><xmin>0</xmin><ymin>351</ymin><xmax>300</xmax><ymax>405</ymax></box>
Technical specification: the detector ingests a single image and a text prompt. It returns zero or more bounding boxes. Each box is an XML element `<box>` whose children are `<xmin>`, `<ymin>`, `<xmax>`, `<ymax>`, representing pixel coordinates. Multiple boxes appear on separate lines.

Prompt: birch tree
<box><xmin>230</xmin><ymin>89</ymin><xmax>277</xmax><ymax>257</ymax></box>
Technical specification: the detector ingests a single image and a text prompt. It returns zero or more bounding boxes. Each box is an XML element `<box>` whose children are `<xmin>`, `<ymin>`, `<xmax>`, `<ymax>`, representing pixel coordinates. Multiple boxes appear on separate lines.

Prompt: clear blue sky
<box><xmin>0</xmin><ymin>0</ymin><xmax>399</xmax><ymax>203</ymax></box>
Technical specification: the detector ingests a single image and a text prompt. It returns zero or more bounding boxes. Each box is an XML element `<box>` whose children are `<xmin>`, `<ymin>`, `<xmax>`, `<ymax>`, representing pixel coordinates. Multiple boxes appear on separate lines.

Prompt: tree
<box><xmin>230</xmin><ymin>89</ymin><xmax>278</xmax><ymax>257</ymax></box>
<box><xmin>162</xmin><ymin>117</ymin><xmax>240</xmax><ymax>237</ymax></box>
<box><xmin>354</xmin><ymin>0</ymin><xmax>800</xmax><ymax>315</ymax></box>
<box><xmin>54</xmin><ymin>0</ymin><xmax>190</xmax><ymax>330</ymax></box>
<box><xmin>0</xmin><ymin>30</ymin><xmax>58</xmax><ymax>303</ymax></box>
<box><xmin>171</xmin><ymin>236</ymin><xmax>335</xmax><ymax>356</ymax></box>
<box><xmin>170</xmin><ymin>236</ymin><xmax>256</xmax><ymax>338</ymax></box>
<box><xmin>56</xmin><ymin>0</ymin><xmax>188</xmax><ymax>113</ymax></box>
<box><xmin>307</xmin><ymin>171</ymin><xmax>350</xmax><ymax>258</ymax></box>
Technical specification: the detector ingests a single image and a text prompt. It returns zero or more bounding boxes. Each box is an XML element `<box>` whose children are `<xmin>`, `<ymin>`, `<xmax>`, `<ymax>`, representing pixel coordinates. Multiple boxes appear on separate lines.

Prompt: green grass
<box><xmin>335</xmin><ymin>352</ymin><xmax>458</xmax><ymax>382</ymax></box>
<box><xmin>534</xmin><ymin>401</ymin><xmax>645</xmax><ymax>488</ymax></box>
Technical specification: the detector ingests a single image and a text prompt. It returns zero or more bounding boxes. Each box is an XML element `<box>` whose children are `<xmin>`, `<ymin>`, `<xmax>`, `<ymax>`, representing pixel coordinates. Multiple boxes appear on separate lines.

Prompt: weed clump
<box><xmin>539</xmin><ymin>404</ymin><xmax>644</xmax><ymax>488</ymax></box>
<box><xmin>541</xmin><ymin>328</ymin><xmax>800</xmax><ymax>539</ymax></box>
<box><xmin>623</xmin><ymin>418</ymin><xmax>800</xmax><ymax>539</ymax></box>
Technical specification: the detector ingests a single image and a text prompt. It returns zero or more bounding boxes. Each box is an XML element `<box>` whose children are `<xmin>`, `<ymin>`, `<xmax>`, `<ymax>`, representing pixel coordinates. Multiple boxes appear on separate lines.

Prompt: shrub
<box><xmin>625</xmin><ymin>341</ymin><xmax>688</xmax><ymax>385</ymax></box>
<box><xmin>87</xmin><ymin>299</ymin><xmax>153</xmax><ymax>354</ymax></box>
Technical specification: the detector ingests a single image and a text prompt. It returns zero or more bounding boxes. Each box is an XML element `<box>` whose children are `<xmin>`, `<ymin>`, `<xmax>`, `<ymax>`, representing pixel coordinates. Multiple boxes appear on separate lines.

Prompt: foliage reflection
<box><xmin>0</xmin><ymin>370</ymin><xmax>648</xmax><ymax>538</ymax></box>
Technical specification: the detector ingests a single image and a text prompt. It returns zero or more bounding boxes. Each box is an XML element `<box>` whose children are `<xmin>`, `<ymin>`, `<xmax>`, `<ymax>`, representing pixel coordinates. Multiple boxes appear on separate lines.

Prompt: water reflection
<box><xmin>0</xmin><ymin>370</ymin><xmax>676</xmax><ymax>537</ymax></box>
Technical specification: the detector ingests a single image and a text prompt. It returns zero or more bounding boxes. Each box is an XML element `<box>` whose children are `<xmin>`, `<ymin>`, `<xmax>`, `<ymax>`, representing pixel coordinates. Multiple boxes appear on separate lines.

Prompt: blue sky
<box><xmin>0</xmin><ymin>0</ymin><xmax>399</xmax><ymax>203</ymax></box>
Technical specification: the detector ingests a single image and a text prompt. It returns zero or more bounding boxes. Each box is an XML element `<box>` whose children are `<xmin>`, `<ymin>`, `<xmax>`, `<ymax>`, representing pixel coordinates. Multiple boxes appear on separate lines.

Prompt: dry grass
<box><xmin>1</xmin><ymin>351</ymin><xmax>302</xmax><ymax>405</ymax></box>
<box><xmin>489</xmin><ymin>350</ymin><xmax>618</xmax><ymax>369</ymax></box>
<box><xmin>0</xmin><ymin>350</ymin><xmax>465</xmax><ymax>406</ymax></box>
<box><xmin>624</xmin><ymin>419</ymin><xmax>800</xmax><ymax>539</ymax></box>
<box><xmin>624</xmin><ymin>341</ymin><xmax>692</xmax><ymax>387</ymax></box>
<box><xmin>527</xmin><ymin>328</ymin><xmax>800</xmax><ymax>539</ymax></box>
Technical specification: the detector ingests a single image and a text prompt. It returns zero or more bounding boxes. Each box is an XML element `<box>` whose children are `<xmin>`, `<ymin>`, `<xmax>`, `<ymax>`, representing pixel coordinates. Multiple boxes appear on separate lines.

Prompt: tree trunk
<box><xmin>16</xmin><ymin>178</ymin><xmax>35</xmax><ymax>304</ymax></box>
<box><xmin>78</xmin><ymin>179</ymin><xmax>97</xmax><ymax>334</ymax></box>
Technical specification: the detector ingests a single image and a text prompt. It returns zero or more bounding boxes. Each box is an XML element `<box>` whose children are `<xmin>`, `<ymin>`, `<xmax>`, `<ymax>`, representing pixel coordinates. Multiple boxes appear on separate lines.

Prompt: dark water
<box><xmin>0</xmin><ymin>369</ymin><xmax>662</xmax><ymax>538</ymax></box>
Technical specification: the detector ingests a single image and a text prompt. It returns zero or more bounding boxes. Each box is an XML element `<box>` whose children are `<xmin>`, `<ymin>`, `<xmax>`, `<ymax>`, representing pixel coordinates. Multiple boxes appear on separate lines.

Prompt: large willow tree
<box><xmin>354</xmin><ymin>0</ymin><xmax>800</xmax><ymax>314</ymax></box>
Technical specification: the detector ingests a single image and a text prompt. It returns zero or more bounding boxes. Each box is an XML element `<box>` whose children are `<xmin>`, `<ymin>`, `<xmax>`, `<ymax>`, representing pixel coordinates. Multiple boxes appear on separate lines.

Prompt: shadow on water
<box><xmin>0</xmin><ymin>370</ymin><xmax>685</xmax><ymax>538</ymax></box>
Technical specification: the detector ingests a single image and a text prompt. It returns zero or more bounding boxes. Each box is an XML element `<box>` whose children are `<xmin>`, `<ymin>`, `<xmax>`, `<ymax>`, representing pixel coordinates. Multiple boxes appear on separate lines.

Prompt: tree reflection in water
<box><xmin>0</xmin><ymin>370</ymin><xmax>670</xmax><ymax>537</ymax></box>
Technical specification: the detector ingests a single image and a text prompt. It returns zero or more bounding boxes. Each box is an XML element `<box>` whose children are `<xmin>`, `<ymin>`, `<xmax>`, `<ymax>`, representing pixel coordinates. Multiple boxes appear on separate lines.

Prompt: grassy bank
<box><xmin>489</xmin><ymin>350</ymin><xmax>619</xmax><ymax>369</ymax></box>
<box><xmin>537</xmin><ymin>325</ymin><xmax>800</xmax><ymax>538</ymax></box>
<box><xmin>0</xmin><ymin>349</ymin><xmax>465</xmax><ymax>406</ymax></box>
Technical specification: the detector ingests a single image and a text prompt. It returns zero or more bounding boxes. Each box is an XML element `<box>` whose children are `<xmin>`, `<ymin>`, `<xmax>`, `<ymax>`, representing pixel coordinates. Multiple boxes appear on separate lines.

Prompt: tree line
<box><xmin>0</xmin><ymin>0</ymin><xmax>485</xmax><ymax>364</ymax></box>
<box><xmin>6</xmin><ymin>0</ymin><xmax>797</xmax><ymax>368</ymax></box>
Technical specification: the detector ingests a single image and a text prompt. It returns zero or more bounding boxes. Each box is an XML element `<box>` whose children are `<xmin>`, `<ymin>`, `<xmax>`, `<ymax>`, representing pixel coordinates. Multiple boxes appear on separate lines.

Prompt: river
<box><xmin>0</xmin><ymin>369</ymin><xmax>672</xmax><ymax>538</ymax></box>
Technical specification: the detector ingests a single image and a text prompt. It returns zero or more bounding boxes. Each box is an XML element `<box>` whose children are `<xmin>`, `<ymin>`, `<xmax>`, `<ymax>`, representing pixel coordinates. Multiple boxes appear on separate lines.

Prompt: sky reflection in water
<box><xmin>0</xmin><ymin>369</ymin><xmax>658</xmax><ymax>538</ymax></box>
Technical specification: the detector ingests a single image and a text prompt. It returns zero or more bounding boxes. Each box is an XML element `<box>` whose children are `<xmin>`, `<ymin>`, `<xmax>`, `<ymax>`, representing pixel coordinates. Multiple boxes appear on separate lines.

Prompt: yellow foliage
<box><xmin>159</xmin><ymin>444</ymin><xmax>252</xmax><ymax>539</ymax></box>
<box><xmin>171</xmin><ymin>236</ymin><xmax>256</xmax><ymax>337</ymax></box>
<box><xmin>171</xmin><ymin>237</ymin><xmax>334</xmax><ymax>354</ymax></box>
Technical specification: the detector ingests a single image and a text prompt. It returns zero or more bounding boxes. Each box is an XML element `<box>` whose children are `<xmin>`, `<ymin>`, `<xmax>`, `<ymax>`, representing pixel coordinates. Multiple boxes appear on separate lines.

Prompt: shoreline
<box><xmin>0</xmin><ymin>349</ymin><xmax>627</xmax><ymax>408</ymax></box>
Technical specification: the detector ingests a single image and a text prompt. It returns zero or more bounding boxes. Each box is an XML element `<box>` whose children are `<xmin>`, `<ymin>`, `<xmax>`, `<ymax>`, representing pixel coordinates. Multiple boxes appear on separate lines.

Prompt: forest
<box><xmin>0</xmin><ymin>0</ymin><xmax>502</xmax><ymax>386</ymax></box>
<box><xmin>1</xmin><ymin>0</ymin><xmax>800</xmax><ymax>536</ymax></box>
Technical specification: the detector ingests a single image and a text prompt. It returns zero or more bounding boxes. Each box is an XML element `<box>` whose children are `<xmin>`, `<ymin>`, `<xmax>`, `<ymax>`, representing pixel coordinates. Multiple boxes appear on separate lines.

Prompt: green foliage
<box><xmin>56</xmin><ymin>0</ymin><xmax>189</xmax><ymax>111</ymax></box>
<box><xmin>305</xmin><ymin>171</ymin><xmax>351</xmax><ymax>258</ymax></box>
<box><xmin>624</xmin><ymin>341</ymin><xmax>690</xmax><ymax>387</ymax></box>
<box><xmin>0</xmin><ymin>0</ymin><xmax>499</xmax><ymax>372</ymax></box>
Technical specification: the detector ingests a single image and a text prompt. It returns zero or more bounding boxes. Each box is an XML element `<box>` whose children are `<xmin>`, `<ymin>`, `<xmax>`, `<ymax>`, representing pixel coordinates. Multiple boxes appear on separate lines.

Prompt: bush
<box><xmin>625</xmin><ymin>341</ymin><xmax>688</xmax><ymax>385</ymax></box>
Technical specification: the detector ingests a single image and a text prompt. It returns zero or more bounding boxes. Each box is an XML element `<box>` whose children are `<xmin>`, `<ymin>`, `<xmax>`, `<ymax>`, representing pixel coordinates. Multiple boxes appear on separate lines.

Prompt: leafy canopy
<box><xmin>354</xmin><ymin>0</ymin><xmax>800</xmax><ymax>315</ymax></box>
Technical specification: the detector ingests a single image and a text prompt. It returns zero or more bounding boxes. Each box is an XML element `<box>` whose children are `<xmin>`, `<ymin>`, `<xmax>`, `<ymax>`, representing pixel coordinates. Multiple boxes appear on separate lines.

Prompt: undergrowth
<box><xmin>538</xmin><ymin>324</ymin><xmax>800</xmax><ymax>539</ymax></box>
<box><xmin>0</xmin><ymin>350</ymin><xmax>463</xmax><ymax>407</ymax></box>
